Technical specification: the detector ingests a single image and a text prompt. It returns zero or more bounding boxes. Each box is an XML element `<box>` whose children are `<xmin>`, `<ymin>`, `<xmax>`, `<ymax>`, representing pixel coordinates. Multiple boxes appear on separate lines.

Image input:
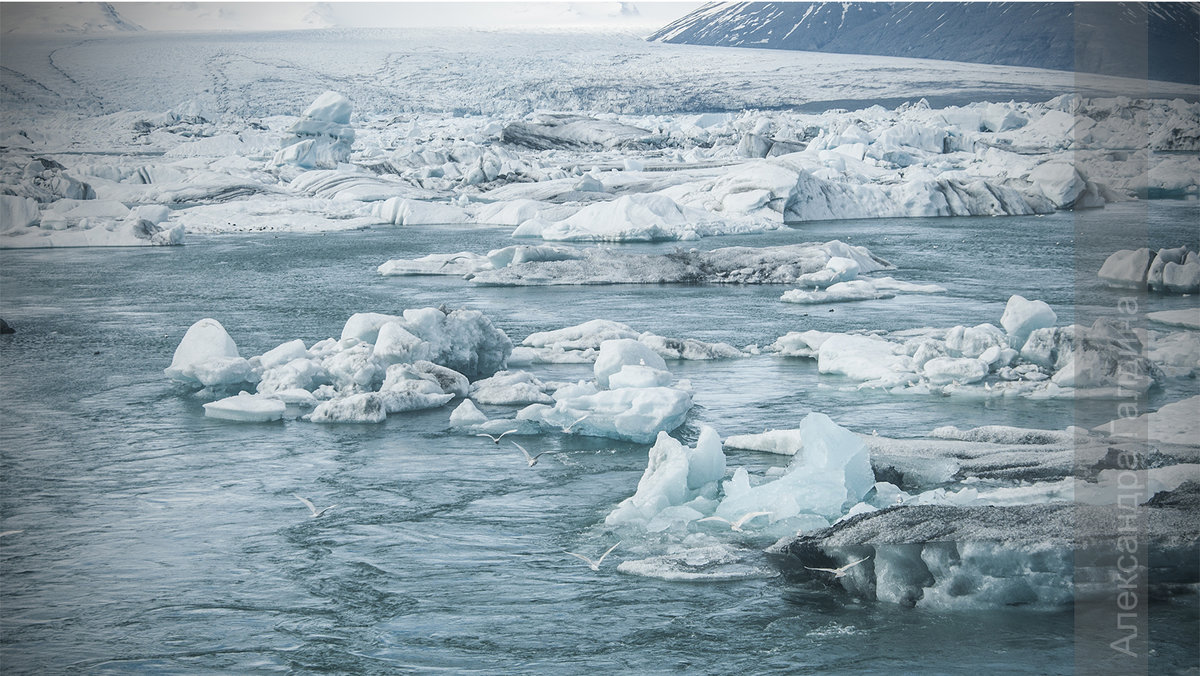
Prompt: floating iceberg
<box><xmin>714</xmin><ymin>413</ymin><xmax>875</xmax><ymax>533</ymax></box>
<box><xmin>593</xmin><ymin>339</ymin><xmax>667</xmax><ymax>388</ymax></box>
<box><xmin>511</xmin><ymin>192</ymin><xmax>773</xmax><ymax>242</ymax></box>
<box><xmin>468</xmin><ymin>241</ymin><xmax>889</xmax><ymax>286</ymax></box>
<box><xmin>378</xmin><ymin>245</ymin><xmax>584</xmax><ymax>276</ymax></box>
<box><xmin>724</xmin><ymin>429</ymin><xmax>804</xmax><ymax>456</ymax></box>
<box><xmin>169</xmin><ymin>307</ymin><xmax>509</xmax><ymax>424</ymax></box>
<box><xmin>773</xmin><ymin>296</ymin><xmax>1174</xmax><ymax>399</ymax></box>
<box><xmin>1147</xmin><ymin>309</ymin><xmax>1200</xmax><ymax>330</ymax></box>
<box><xmin>509</xmin><ymin>320</ymin><xmax>740</xmax><ymax>367</ymax></box>
<box><xmin>518</xmin><ymin>384</ymin><xmax>693</xmax><ymax>444</ymax></box>
<box><xmin>373</xmin><ymin>197</ymin><xmax>471</xmax><ymax>226</ymax></box>
<box><xmin>1099</xmin><ymin>245</ymin><xmax>1200</xmax><ymax>294</ymax></box>
<box><xmin>605</xmin><ymin>427</ymin><xmax>726</xmax><ymax>530</ymax></box>
<box><xmin>308</xmin><ymin>392</ymin><xmax>387</xmax><ymax>424</ymax></box>
<box><xmin>468</xmin><ymin>370</ymin><xmax>554</xmax><ymax>405</ymax></box>
<box><xmin>766</xmin><ymin>489</ymin><xmax>1200</xmax><ymax>608</ymax></box>
<box><xmin>165</xmin><ymin>318</ymin><xmax>255</xmax><ymax>388</ymax></box>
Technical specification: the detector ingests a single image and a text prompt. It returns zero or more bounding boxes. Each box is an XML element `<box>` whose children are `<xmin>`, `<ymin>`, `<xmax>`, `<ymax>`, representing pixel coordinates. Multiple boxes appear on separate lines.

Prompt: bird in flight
<box><xmin>562</xmin><ymin>415</ymin><xmax>589</xmax><ymax>433</ymax></box>
<box><xmin>477</xmin><ymin>429</ymin><xmax>518</xmax><ymax>444</ymax></box>
<box><xmin>805</xmin><ymin>556</ymin><xmax>871</xmax><ymax>579</ymax></box>
<box><xmin>0</xmin><ymin>530</ymin><xmax>23</xmax><ymax>538</ymax></box>
<box><xmin>293</xmin><ymin>494</ymin><xmax>338</xmax><ymax>519</ymax></box>
<box><xmin>438</xmin><ymin>254</ymin><xmax>474</xmax><ymax>269</ymax></box>
<box><xmin>698</xmin><ymin>511</ymin><xmax>771</xmax><ymax>532</ymax></box>
<box><xmin>564</xmin><ymin>541</ymin><xmax>621</xmax><ymax>571</ymax></box>
<box><xmin>511</xmin><ymin>441</ymin><xmax>551</xmax><ymax>467</ymax></box>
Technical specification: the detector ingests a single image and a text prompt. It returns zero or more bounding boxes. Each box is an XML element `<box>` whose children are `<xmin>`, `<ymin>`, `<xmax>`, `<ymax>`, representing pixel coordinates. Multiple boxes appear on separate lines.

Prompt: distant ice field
<box><xmin>2</xmin><ymin>28</ymin><xmax>1194</xmax><ymax>120</ymax></box>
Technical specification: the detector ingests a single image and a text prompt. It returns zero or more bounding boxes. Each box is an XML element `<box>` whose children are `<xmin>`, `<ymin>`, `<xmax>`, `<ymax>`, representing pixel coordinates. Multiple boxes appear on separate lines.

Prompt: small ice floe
<box><xmin>202</xmin><ymin>391</ymin><xmax>285</xmax><ymax>422</ymax></box>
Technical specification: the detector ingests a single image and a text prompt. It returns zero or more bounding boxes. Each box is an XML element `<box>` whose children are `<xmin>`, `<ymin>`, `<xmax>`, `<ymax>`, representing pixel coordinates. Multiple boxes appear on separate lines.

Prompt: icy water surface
<box><xmin>2</xmin><ymin>202</ymin><xmax>1198</xmax><ymax>673</ymax></box>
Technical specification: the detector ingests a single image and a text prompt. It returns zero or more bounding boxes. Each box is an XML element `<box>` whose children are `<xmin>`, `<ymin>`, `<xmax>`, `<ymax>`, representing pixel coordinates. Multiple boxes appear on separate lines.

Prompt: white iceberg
<box><xmin>593</xmin><ymin>339</ymin><xmax>668</xmax><ymax>388</ymax></box>
<box><xmin>469</xmin><ymin>370</ymin><xmax>554</xmax><ymax>405</ymax></box>
<box><xmin>518</xmin><ymin>385</ymin><xmax>692</xmax><ymax>444</ymax></box>
<box><xmin>715</xmin><ymin>413</ymin><xmax>874</xmax><ymax>529</ymax></box>
<box><xmin>1099</xmin><ymin>246</ymin><xmax>1200</xmax><ymax>293</ymax></box>
<box><xmin>164</xmin><ymin>318</ymin><xmax>255</xmax><ymax>387</ymax></box>
<box><xmin>605</xmin><ymin>426</ymin><xmax>726</xmax><ymax>530</ymax></box>
<box><xmin>724</xmin><ymin>429</ymin><xmax>803</xmax><ymax>456</ymax></box>
<box><xmin>1147</xmin><ymin>309</ymin><xmax>1200</xmax><ymax>330</ymax></box>
<box><xmin>1001</xmin><ymin>295</ymin><xmax>1058</xmax><ymax>348</ymax></box>
<box><xmin>170</xmin><ymin>308</ymin><xmax>508</xmax><ymax>423</ymax></box>
<box><xmin>468</xmin><ymin>241</ymin><xmax>889</xmax><ymax>286</ymax></box>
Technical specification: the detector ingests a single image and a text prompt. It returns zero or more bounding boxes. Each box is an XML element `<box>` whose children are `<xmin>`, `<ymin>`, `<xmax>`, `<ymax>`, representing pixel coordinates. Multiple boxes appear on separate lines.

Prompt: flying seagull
<box><xmin>477</xmin><ymin>429</ymin><xmax>518</xmax><ymax>444</ymax></box>
<box><xmin>0</xmin><ymin>530</ymin><xmax>23</xmax><ymax>538</ymax></box>
<box><xmin>698</xmin><ymin>511</ymin><xmax>771</xmax><ymax>532</ymax></box>
<box><xmin>562</xmin><ymin>415</ymin><xmax>589</xmax><ymax>433</ymax></box>
<box><xmin>805</xmin><ymin>556</ymin><xmax>872</xmax><ymax>579</ymax></box>
<box><xmin>564</xmin><ymin>541</ymin><xmax>621</xmax><ymax>571</ymax></box>
<box><xmin>438</xmin><ymin>254</ymin><xmax>474</xmax><ymax>269</ymax></box>
<box><xmin>293</xmin><ymin>494</ymin><xmax>337</xmax><ymax>519</ymax></box>
<box><xmin>511</xmin><ymin>441</ymin><xmax>551</xmax><ymax>467</ymax></box>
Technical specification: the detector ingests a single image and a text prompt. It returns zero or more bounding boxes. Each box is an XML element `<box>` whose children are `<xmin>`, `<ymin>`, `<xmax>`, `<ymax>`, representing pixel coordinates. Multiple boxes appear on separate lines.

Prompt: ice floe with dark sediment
<box><xmin>770</xmin><ymin>294</ymin><xmax>1196</xmax><ymax>399</ymax></box>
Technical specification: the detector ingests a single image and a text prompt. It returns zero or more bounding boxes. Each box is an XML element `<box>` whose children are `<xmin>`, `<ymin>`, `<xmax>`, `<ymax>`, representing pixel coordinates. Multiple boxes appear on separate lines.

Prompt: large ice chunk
<box><xmin>273</xmin><ymin>91</ymin><xmax>355</xmax><ymax>169</ymax></box>
<box><xmin>469</xmin><ymin>370</ymin><xmax>553</xmax><ymax>405</ymax></box>
<box><xmin>1095</xmin><ymin>395</ymin><xmax>1200</xmax><ymax>446</ymax></box>
<box><xmin>605</xmin><ymin>427</ymin><xmax>726</xmax><ymax>529</ymax></box>
<box><xmin>518</xmin><ymin>386</ymin><xmax>692</xmax><ymax>444</ymax></box>
<box><xmin>1000</xmin><ymin>295</ymin><xmax>1057</xmax><ymax>348</ymax></box>
<box><xmin>716</xmin><ymin>413</ymin><xmax>874</xmax><ymax>526</ymax></box>
<box><xmin>514</xmin><ymin>193</ymin><xmax>721</xmax><ymax>242</ymax></box>
<box><xmin>469</xmin><ymin>242</ymin><xmax>889</xmax><ymax>286</ymax></box>
<box><xmin>594</xmin><ymin>339</ymin><xmax>667</xmax><ymax>388</ymax></box>
<box><xmin>165</xmin><ymin>318</ymin><xmax>254</xmax><ymax>387</ymax></box>
<box><xmin>817</xmin><ymin>334</ymin><xmax>914</xmax><ymax>384</ymax></box>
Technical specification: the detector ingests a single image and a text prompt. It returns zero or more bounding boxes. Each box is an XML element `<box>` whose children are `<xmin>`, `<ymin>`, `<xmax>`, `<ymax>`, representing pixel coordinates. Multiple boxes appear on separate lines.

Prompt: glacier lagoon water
<box><xmin>1</xmin><ymin>202</ymin><xmax>1198</xmax><ymax>673</ymax></box>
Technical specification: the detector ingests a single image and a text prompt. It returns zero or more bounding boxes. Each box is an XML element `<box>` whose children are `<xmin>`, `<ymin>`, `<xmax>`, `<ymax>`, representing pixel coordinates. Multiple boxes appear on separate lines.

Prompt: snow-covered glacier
<box><xmin>2</xmin><ymin>27</ymin><xmax>1197</xmax><ymax>248</ymax></box>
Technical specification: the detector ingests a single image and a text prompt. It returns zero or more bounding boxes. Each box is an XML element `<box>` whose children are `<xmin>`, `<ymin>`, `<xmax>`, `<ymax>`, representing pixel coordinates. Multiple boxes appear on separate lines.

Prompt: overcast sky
<box><xmin>3</xmin><ymin>2</ymin><xmax>705</xmax><ymax>34</ymax></box>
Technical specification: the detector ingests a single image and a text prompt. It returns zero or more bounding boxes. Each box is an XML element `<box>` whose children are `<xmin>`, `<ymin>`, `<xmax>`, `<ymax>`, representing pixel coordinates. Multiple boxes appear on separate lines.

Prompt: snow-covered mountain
<box><xmin>1</xmin><ymin>2</ymin><xmax>701</xmax><ymax>34</ymax></box>
<box><xmin>649</xmin><ymin>2</ymin><xmax>1200</xmax><ymax>85</ymax></box>
<box><xmin>1</xmin><ymin>2</ymin><xmax>143</xmax><ymax>34</ymax></box>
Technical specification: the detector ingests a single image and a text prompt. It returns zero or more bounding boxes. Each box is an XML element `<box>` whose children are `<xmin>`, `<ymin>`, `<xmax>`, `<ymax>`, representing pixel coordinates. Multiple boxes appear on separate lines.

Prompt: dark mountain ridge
<box><xmin>649</xmin><ymin>2</ymin><xmax>1200</xmax><ymax>85</ymax></box>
